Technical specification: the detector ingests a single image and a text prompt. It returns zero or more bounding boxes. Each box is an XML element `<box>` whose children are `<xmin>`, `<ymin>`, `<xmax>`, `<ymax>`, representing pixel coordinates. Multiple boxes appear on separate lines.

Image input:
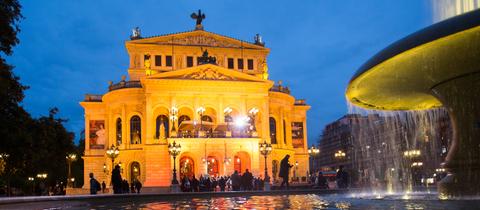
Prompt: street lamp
<box><xmin>294</xmin><ymin>161</ymin><xmax>299</xmax><ymax>182</ymax></box>
<box><xmin>168</xmin><ymin>140</ymin><xmax>181</xmax><ymax>191</ymax></box>
<box><xmin>308</xmin><ymin>145</ymin><xmax>320</xmax><ymax>172</ymax></box>
<box><xmin>259</xmin><ymin>140</ymin><xmax>272</xmax><ymax>190</ymax></box>
<box><xmin>197</xmin><ymin>107</ymin><xmax>205</xmax><ymax>137</ymax></box>
<box><xmin>170</xmin><ymin>106</ymin><xmax>178</xmax><ymax>137</ymax></box>
<box><xmin>334</xmin><ymin>150</ymin><xmax>346</xmax><ymax>159</ymax></box>
<box><xmin>66</xmin><ymin>153</ymin><xmax>77</xmax><ymax>188</ymax></box>
<box><xmin>0</xmin><ymin>153</ymin><xmax>9</xmax><ymax>174</ymax></box>
<box><xmin>106</xmin><ymin>144</ymin><xmax>120</xmax><ymax>168</ymax></box>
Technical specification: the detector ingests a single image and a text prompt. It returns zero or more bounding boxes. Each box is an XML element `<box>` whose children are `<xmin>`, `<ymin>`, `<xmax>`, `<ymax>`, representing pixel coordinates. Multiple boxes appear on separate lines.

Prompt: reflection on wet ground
<box><xmin>2</xmin><ymin>193</ymin><xmax>480</xmax><ymax>210</ymax></box>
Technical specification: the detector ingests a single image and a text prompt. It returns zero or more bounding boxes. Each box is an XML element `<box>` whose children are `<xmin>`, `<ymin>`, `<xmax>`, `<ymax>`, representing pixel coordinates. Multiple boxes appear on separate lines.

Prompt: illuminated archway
<box><xmin>206</xmin><ymin>156</ymin><xmax>219</xmax><ymax>177</ymax></box>
<box><xmin>130</xmin><ymin>161</ymin><xmax>141</xmax><ymax>183</ymax></box>
<box><xmin>180</xmin><ymin>156</ymin><xmax>195</xmax><ymax>179</ymax></box>
<box><xmin>234</xmin><ymin>151</ymin><xmax>251</xmax><ymax>174</ymax></box>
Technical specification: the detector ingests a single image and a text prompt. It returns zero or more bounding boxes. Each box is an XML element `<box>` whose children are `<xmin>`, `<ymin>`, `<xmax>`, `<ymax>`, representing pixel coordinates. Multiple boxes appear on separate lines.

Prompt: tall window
<box><xmin>283</xmin><ymin>120</ymin><xmax>287</xmax><ymax>144</ymax></box>
<box><xmin>227</xmin><ymin>58</ymin><xmax>234</xmax><ymax>69</ymax></box>
<box><xmin>247</xmin><ymin>59</ymin><xmax>254</xmax><ymax>70</ymax></box>
<box><xmin>237</xmin><ymin>58</ymin><xmax>244</xmax><ymax>70</ymax></box>
<box><xmin>155</xmin><ymin>115</ymin><xmax>169</xmax><ymax>139</ymax></box>
<box><xmin>166</xmin><ymin>55</ymin><xmax>172</xmax><ymax>67</ymax></box>
<box><xmin>116</xmin><ymin>118</ymin><xmax>122</xmax><ymax>146</ymax></box>
<box><xmin>130</xmin><ymin>115</ymin><xmax>141</xmax><ymax>144</ymax></box>
<box><xmin>269</xmin><ymin>117</ymin><xmax>277</xmax><ymax>144</ymax></box>
<box><xmin>187</xmin><ymin>56</ymin><xmax>194</xmax><ymax>67</ymax></box>
<box><xmin>155</xmin><ymin>55</ymin><xmax>162</xmax><ymax>66</ymax></box>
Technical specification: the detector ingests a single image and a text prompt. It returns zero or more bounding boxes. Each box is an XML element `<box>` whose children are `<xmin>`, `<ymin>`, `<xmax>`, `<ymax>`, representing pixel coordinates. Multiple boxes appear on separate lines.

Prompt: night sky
<box><xmin>8</xmin><ymin>1</ymin><xmax>433</xmax><ymax>145</ymax></box>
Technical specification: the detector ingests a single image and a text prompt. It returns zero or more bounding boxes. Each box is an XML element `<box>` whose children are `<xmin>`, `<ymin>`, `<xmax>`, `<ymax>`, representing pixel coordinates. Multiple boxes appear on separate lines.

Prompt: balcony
<box><xmin>84</xmin><ymin>94</ymin><xmax>103</xmax><ymax>102</ymax></box>
<box><xmin>109</xmin><ymin>80</ymin><xmax>142</xmax><ymax>91</ymax></box>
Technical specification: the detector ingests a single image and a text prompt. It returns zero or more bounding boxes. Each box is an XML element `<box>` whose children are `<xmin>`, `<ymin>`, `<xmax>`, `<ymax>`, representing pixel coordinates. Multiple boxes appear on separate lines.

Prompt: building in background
<box><xmin>80</xmin><ymin>13</ymin><xmax>310</xmax><ymax>190</ymax></box>
<box><xmin>432</xmin><ymin>0</ymin><xmax>480</xmax><ymax>22</ymax></box>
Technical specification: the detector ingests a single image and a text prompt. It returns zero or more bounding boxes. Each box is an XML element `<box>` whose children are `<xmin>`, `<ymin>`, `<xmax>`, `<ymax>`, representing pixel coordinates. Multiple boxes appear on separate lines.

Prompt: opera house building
<box><xmin>80</xmin><ymin>19</ymin><xmax>310</xmax><ymax>190</ymax></box>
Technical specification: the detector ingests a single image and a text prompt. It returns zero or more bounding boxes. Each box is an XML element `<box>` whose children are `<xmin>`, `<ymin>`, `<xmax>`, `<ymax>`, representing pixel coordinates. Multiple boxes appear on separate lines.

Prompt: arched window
<box><xmin>116</xmin><ymin>118</ymin><xmax>122</xmax><ymax>146</ymax></box>
<box><xmin>155</xmin><ymin>115</ymin><xmax>169</xmax><ymax>139</ymax></box>
<box><xmin>283</xmin><ymin>120</ymin><xmax>287</xmax><ymax>144</ymax></box>
<box><xmin>130</xmin><ymin>162</ymin><xmax>141</xmax><ymax>183</ymax></box>
<box><xmin>130</xmin><ymin>115</ymin><xmax>141</xmax><ymax>144</ymax></box>
<box><xmin>178</xmin><ymin>115</ymin><xmax>190</xmax><ymax>125</ymax></box>
<box><xmin>269</xmin><ymin>117</ymin><xmax>277</xmax><ymax>144</ymax></box>
<box><xmin>201</xmin><ymin>115</ymin><xmax>213</xmax><ymax>122</ymax></box>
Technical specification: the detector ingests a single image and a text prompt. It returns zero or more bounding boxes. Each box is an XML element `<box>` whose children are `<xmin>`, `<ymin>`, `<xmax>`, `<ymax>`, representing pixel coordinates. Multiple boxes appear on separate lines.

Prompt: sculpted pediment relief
<box><xmin>182</xmin><ymin>68</ymin><xmax>236</xmax><ymax>80</ymax></box>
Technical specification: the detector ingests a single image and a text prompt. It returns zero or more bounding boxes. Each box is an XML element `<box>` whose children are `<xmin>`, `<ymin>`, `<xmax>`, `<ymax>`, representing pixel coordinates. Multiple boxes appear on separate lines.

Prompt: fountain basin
<box><xmin>346</xmin><ymin>9</ymin><xmax>480</xmax><ymax>196</ymax></box>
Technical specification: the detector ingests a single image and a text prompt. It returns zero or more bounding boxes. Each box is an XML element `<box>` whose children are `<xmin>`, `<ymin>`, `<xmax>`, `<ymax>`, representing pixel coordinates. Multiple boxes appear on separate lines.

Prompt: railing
<box><xmin>295</xmin><ymin>99</ymin><xmax>307</xmax><ymax>105</ymax></box>
<box><xmin>109</xmin><ymin>80</ymin><xmax>142</xmax><ymax>91</ymax></box>
<box><xmin>84</xmin><ymin>94</ymin><xmax>103</xmax><ymax>102</ymax></box>
<box><xmin>269</xmin><ymin>84</ymin><xmax>290</xmax><ymax>94</ymax></box>
<box><xmin>172</xmin><ymin>130</ymin><xmax>256</xmax><ymax>138</ymax></box>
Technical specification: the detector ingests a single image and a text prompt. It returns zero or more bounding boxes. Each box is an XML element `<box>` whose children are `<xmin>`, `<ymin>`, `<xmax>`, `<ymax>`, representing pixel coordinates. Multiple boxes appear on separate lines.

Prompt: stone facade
<box><xmin>80</xmin><ymin>27</ymin><xmax>310</xmax><ymax>190</ymax></box>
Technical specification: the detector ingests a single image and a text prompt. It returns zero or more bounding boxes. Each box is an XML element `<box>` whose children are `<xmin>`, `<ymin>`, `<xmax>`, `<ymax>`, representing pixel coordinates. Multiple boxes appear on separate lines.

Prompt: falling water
<box><xmin>346</xmin><ymin>102</ymin><xmax>452</xmax><ymax>197</ymax></box>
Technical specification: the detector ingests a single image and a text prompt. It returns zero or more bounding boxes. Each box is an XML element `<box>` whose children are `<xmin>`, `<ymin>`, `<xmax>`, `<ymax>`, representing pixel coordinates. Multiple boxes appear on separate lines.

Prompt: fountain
<box><xmin>346</xmin><ymin>9</ymin><xmax>480</xmax><ymax>196</ymax></box>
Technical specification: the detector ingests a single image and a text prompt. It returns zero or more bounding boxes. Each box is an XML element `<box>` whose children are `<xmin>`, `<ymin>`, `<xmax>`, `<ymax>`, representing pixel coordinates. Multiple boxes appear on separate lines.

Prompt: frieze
<box><xmin>160</xmin><ymin>35</ymin><xmax>242</xmax><ymax>48</ymax></box>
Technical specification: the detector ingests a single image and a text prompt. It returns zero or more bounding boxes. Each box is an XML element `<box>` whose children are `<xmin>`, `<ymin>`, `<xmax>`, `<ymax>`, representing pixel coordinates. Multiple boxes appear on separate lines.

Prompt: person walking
<box><xmin>279</xmin><ymin>155</ymin><xmax>293</xmax><ymax>190</ymax></box>
<box><xmin>111</xmin><ymin>165</ymin><xmax>123</xmax><ymax>194</ymax></box>
<box><xmin>89</xmin><ymin>173</ymin><xmax>100</xmax><ymax>195</ymax></box>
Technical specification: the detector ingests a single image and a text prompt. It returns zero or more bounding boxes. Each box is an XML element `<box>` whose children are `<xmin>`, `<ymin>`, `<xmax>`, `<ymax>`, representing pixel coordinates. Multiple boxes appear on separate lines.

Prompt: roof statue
<box><xmin>191</xmin><ymin>9</ymin><xmax>206</xmax><ymax>30</ymax></box>
<box><xmin>254</xmin><ymin>34</ymin><xmax>265</xmax><ymax>46</ymax></box>
<box><xmin>197</xmin><ymin>49</ymin><xmax>217</xmax><ymax>65</ymax></box>
<box><xmin>131</xmin><ymin>27</ymin><xmax>142</xmax><ymax>40</ymax></box>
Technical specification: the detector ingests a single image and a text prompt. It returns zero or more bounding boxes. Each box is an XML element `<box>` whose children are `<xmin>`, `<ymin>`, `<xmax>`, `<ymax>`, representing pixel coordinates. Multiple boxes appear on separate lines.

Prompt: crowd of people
<box><xmin>308</xmin><ymin>165</ymin><xmax>350</xmax><ymax>189</ymax></box>
<box><xmin>180</xmin><ymin>169</ymin><xmax>266</xmax><ymax>192</ymax></box>
<box><xmin>88</xmin><ymin>164</ymin><xmax>143</xmax><ymax>195</ymax></box>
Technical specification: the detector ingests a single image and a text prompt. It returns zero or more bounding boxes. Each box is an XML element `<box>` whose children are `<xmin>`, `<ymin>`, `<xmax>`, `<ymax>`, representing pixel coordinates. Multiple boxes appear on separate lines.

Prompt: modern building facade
<box><xmin>317</xmin><ymin>112</ymin><xmax>451</xmax><ymax>188</ymax></box>
<box><xmin>80</xmin><ymin>17</ymin><xmax>310</xmax><ymax>190</ymax></box>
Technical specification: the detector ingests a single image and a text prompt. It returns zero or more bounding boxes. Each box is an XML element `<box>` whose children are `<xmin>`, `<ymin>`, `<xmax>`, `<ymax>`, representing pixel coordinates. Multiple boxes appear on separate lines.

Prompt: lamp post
<box><xmin>259</xmin><ymin>140</ymin><xmax>272</xmax><ymax>190</ymax></box>
<box><xmin>295</xmin><ymin>161</ymin><xmax>299</xmax><ymax>182</ymax></box>
<box><xmin>170</xmin><ymin>106</ymin><xmax>178</xmax><ymax>137</ymax></box>
<box><xmin>106</xmin><ymin>145</ymin><xmax>120</xmax><ymax>167</ymax></box>
<box><xmin>36</xmin><ymin>173</ymin><xmax>48</xmax><ymax>196</ymax></box>
<box><xmin>196</xmin><ymin>107</ymin><xmax>205</xmax><ymax>137</ymax></box>
<box><xmin>308</xmin><ymin>145</ymin><xmax>320</xmax><ymax>173</ymax></box>
<box><xmin>168</xmin><ymin>140</ymin><xmax>181</xmax><ymax>192</ymax></box>
<box><xmin>66</xmin><ymin>153</ymin><xmax>77</xmax><ymax>188</ymax></box>
<box><xmin>28</xmin><ymin>177</ymin><xmax>34</xmax><ymax>195</ymax></box>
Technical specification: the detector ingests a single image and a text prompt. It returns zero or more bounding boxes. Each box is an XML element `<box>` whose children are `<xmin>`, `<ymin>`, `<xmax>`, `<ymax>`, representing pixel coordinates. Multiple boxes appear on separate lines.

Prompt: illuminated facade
<box><xmin>81</xmin><ymin>22</ymin><xmax>310</xmax><ymax>190</ymax></box>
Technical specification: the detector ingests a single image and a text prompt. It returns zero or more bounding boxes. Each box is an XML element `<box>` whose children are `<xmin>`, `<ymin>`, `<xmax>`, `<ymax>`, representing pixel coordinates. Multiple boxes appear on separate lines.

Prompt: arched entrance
<box><xmin>234</xmin><ymin>151</ymin><xmax>251</xmax><ymax>174</ymax></box>
<box><xmin>180</xmin><ymin>156</ymin><xmax>195</xmax><ymax>179</ymax></box>
<box><xmin>207</xmin><ymin>156</ymin><xmax>219</xmax><ymax>177</ymax></box>
<box><xmin>130</xmin><ymin>162</ymin><xmax>141</xmax><ymax>183</ymax></box>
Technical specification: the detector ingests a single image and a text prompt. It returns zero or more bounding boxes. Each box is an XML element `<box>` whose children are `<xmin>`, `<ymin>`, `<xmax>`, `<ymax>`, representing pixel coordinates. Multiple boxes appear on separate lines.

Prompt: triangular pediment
<box><xmin>127</xmin><ymin>30</ymin><xmax>267</xmax><ymax>50</ymax></box>
<box><xmin>147</xmin><ymin>64</ymin><xmax>269</xmax><ymax>83</ymax></box>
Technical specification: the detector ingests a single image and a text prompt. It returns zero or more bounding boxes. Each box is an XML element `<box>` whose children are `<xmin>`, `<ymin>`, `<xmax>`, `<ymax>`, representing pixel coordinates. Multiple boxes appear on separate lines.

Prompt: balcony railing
<box><xmin>172</xmin><ymin>130</ymin><xmax>255</xmax><ymax>138</ymax></box>
<box><xmin>84</xmin><ymin>94</ymin><xmax>103</xmax><ymax>102</ymax></box>
<box><xmin>109</xmin><ymin>80</ymin><xmax>142</xmax><ymax>91</ymax></box>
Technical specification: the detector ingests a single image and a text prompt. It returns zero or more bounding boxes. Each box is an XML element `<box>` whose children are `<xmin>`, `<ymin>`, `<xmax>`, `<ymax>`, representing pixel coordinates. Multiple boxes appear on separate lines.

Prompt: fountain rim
<box><xmin>350</xmin><ymin>9</ymin><xmax>480</xmax><ymax>82</ymax></box>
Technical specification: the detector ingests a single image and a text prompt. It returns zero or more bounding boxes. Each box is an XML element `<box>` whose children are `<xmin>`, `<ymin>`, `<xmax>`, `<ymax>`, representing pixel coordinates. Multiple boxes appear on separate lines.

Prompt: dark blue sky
<box><xmin>9</xmin><ymin>1</ymin><xmax>432</xmax><ymax>145</ymax></box>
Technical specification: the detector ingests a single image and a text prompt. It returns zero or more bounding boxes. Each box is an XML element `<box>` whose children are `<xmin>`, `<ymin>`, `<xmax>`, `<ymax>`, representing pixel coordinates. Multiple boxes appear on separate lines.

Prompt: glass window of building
<box><xmin>283</xmin><ymin>120</ymin><xmax>287</xmax><ymax>144</ymax></box>
<box><xmin>238</xmin><ymin>58</ymin><xmax>244</xmax><ymax>70</ymax></box>
<box><xmin>187</xmin><ymin>56</ymin><xmax>194</xmax><ymax>67</ymax></box>
<box><xmin>116</xmin><ymin>118</ymin><xmax>122</xmax><ymax>146</ymax></box>
<box><xmin>247</xmin><ymin>59</ymin><xmax>254</xmax><ymax>70</ymax></box>
<box><xmin>227</xmin><ymin>58</ymin><xmax>234</xmax><ymax>69</ymax></box>
<box><xmin>166</xmin><ymin>55</ymin><xmax>173</xmax><ymax>67</ymax></box>
<box><xmin>155</xmin><ymin>55</ymin><xmax>162</xmax><ymax>66</ymax></box>
<box><xmin>269</xmin><ymin>117</ymin><xmax>277</xmax><ymax>144</ymax></box>
<box><xmin>130</xmin><ymin>115</ymin><xmax>141</xmax><ymax>144</ymax></box>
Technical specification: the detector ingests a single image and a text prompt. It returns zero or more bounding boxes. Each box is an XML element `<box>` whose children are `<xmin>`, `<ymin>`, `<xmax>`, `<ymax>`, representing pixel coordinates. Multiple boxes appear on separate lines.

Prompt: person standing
<box><xmin>231</xmin><ymin>171</ymin><xmax>241</xmax><ymax>191</ymax></box>
<box><xmin>135</xmin><ymin>179</ymin><xmax>142</xmax><ymax>194</ymax></box>
<box><xmin>279</xmin><ymin>155</ymin><xmax>293</xmax><ymax>190</ymax></box>
<box><xmin>242</xmin><ymin>169</ymin><xmax>253</xmax><ymax>191</ymax></box>
<box><xmin>101</xmin><ymin>181</ymin><xmax>106</xmax><ymax>193</ymax></box>
<box><xmin>111</xmin><ymin>165</ymin><xmax>122</xmax><ymax>194</ymax></box>
<box><xmin>336</xmin><ymin>165</ymin><xmax>349</xmax><ymax>189</ymax></box>
<box><xmin>89</xmin><ymin>173</ymin><xmax>100</xmax><ymax>195</ymax></box>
